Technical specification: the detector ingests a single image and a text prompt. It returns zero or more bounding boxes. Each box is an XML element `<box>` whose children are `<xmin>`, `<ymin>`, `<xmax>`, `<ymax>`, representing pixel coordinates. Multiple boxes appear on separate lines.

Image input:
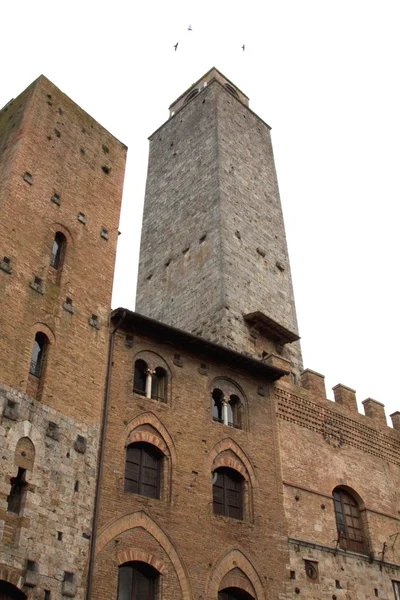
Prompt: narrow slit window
<box><xmin>50</xmin><ymin>231</ymin><xmax>66</xmax><ymax>270</ymax></box>
<box><xmin>29</xmin><ymin>332</ymin><xmax>49</xmax><ymax>379</ymax></box>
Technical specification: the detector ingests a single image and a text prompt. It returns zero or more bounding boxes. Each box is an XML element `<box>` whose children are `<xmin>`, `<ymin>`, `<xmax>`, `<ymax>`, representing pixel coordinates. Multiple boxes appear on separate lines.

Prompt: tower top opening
<box><xmin>169</xmin><ymin>67</ymin><xmax>249</xmax><ymax>117</ymax></box>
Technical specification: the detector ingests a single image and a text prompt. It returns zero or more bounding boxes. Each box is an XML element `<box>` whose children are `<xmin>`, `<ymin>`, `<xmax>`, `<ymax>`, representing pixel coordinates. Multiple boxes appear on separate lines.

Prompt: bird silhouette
<box><xmin>174</xmin><ymin>43</ymin><xmax>179</xmax><ymax>51</ymax></box>
<box><xmin>188</xmin><ymin>25</ymin><xmax>192</xmax><ymax>31</ymax></box>
<box><xmin>242</xmin><ymin>44</ymin><xmax>245</xmax><ymax>51</ymax></box>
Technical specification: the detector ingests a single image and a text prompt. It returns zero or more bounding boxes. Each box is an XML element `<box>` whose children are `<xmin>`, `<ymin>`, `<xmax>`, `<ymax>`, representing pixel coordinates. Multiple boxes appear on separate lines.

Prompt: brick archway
<box><xmin>96</xmin><ymin>510</ymin><xmax>191</xmax><ymax>600</ymax></box>
<box><xmin>207</xmin><ymin>550</ymin><xmax>264</xmax><ymax>600</ymax></box>
<box><xmin>207</xmin><ymin>439</ymin><xmax>257</xmax><ymax>488</ymax></box>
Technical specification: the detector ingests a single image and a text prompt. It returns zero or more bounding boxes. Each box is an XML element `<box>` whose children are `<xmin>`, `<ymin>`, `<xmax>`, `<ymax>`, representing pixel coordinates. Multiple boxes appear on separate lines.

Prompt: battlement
<box><xmin>298</xmin><ymin>368</ymin><xmax>398</xmax><ymax>430</ymax></box>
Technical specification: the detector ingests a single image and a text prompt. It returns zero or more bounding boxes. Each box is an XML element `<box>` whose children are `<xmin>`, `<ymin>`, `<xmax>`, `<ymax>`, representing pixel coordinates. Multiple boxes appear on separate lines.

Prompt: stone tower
<box><xmin>0</xmin><ymin>76</ymin><xmax>126</xmax><ymax>598</ymax></box>
<box><xmin>136</xmin><ymin>68</ymin><xmax>302</xmax><ymax>377</ymax></box>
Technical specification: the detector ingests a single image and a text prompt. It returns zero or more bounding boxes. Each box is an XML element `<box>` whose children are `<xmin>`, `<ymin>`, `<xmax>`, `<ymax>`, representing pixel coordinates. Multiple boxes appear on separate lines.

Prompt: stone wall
<box><xmin>136</xmin><ymin>71</ymin><xmax>302</xmax><ymax>379</ymax></box>
<box><xmin>0</xmin><ymin>383</ymin><xmax>99</xmax><ymax>598</ymax></box>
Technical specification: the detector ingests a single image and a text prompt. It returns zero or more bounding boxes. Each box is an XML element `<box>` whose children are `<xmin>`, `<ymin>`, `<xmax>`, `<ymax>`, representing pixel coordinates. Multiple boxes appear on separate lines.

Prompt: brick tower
<box><xmin>0</xmin><ymin>77</ymin><xmax>126</xmax><ymax>598</ymax></box>
<box><xmin>136</xmin><ymin>68</ymin><xmax>302</xmax><ymax>378</ymax></box>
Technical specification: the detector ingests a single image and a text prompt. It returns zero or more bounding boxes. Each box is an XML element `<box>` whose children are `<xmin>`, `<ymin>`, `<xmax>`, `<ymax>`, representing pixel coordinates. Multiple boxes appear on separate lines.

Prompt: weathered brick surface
<box><xmin>136</xmin><ymin>70</ymin><xmax>302</xmax><ymax>379</ymax></box>
<box><xmin>276</xmin><ymin>380</ymin><xmax>400</xmax><ymax>598</ymax></box>
<box><xmin>0</xmin><ymin>76</ymin><xmax>125</xmax><ymax>598</ymax></box>
<box><xmin>0</xmin><ymin>75</ymin><xmax>126</xmax><ymax>423</ymax></box>
<box><xmin>92</xmin><ymin>323</ymin><xmax>292</xmax><ymax>600</ymax></box>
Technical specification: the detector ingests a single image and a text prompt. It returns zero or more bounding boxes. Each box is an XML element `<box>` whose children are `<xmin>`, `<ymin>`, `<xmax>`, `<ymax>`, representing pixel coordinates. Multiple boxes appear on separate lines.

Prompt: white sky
<box><xmin>2</xmin><ymin>0</ymin><xmax>400</xmax><ymax>421</ymax></box>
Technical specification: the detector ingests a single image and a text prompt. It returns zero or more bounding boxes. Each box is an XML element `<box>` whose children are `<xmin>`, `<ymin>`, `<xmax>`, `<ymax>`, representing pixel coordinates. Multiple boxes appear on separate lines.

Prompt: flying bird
<box><xmin>174</xmin><ymin>43</ymin><xmax>179</xmax><ymax>51</ymax></box>
<box><xmin>242</xmin><ymin>44</ymin><xmax>245</xmax><ymax>51</ymax></box>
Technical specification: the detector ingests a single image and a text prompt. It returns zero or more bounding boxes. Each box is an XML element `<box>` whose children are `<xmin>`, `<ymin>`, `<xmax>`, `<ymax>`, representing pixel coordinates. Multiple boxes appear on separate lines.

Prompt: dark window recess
<box><xmin>151</xmin><ymin>367</ymin><xmax>167</xmax><ymax>402</ymax></box>
<box><xmin>124</xmin><ymin>443</ymin><xmax>162</xmax><ymax>499</ymax></box>
<box><xmin>4</xmin><ymin>399</ymin><xmax>19</xmax><ymax>420</ymax></box>
<box><xmin>102</xmin><ymin>165</ymin><xmax>111</xmax><ymax>174</ymax></box>
<box><xmin>74</xmin><ymin>481</ymin><xmax>79</xmax><ymax>492</ymax></box>
<box><xmin>290</xmin><ymin>571</ymin><xmax>296</xmax><ymax>580</ymax></box>
<box><xmin>50</xmin><ymin>231</ymin><xmax>66</xmax><ymax>270</ymax></box>
<box><xmin>218</xmin><ymin>588</ymin><xmax>254</xmax><ymax>600</ymax></box>
<box><xmin>44</xmin><ymin>591</ymin><xmax>51</xmax><ymax>600</ymax></box>
<box><xmin>7</xmin><ymin>467</ymin><xmax>27</xmax><ymax>514</ymax></box>
<box><xmin>30</xmin><ymin>276</ymin><xmax>44</xmax><ymax>294</ymax></box>
<box><xmin>57</xmin><ymin>531</ymin><xmax>62</xmax><ymax>541</ymax></box>
<box><xmin>227</xmin><ymin>395</ymin><xmax>241</xmax><ymax>429</ymax></box>
<box><xmin>62</xmin><ymin>571</ymin><xmax>77</xmax><ymax>598</ymax></box>
<box><xmin>394</xmin><ymin>582</ymin><xmax>400</xmax><ymax>600</ymax></box>
<box><xmin>213</xmin><ymin>467</ymin><xmax>243</xmax><ymax>520</ymax></box>
<box><xmin>117</xmin><ymin>562</ymin><xmax>158</xmax><ymax>600</ymax></box>
<box><xmin>335</xmin><ymin>581</ymin><xmax>341</xmax><ymax>589</ymax></box>
<box><xmin>25</xmin><ymin>560</ymin><xmax>38</xmax><ymax>587</ymax></box>
<box><xmin>63</xmin><ymin>297</ymin><xmax>74</xmax><ymax>314</ymax></box>
<box><xmin>333</xmin><ymin>488</ymin><xmax>367</xmax><ymax>553</ymax></box>
<box><xmin>212</xmin><ymin>388</ymin><xmax>224</xmax><ymax>424</ymax></box>
<box><xmin>134</xmin><ymin>359</ymin><xmax>147</xmax><ymax>395</ymax></box>
<box><xmin>54</xmin><ymin>128</ymin><xmax>61</xmax><ymax>138</ymax></box>
<box><xmin>29</xmin><ymin>332</ymin><xmax>49</xmax><ymax>378</ymax></box>
<box><xmin>374</xmin><ymin>589</ymin><xmax>379</xmax><ymax>597</ymax></box>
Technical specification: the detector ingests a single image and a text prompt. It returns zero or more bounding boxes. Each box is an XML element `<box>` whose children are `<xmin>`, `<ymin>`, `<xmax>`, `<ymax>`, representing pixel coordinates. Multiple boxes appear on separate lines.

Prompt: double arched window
<box><xmin>133</xmin><ymin>359</ymin><xmax>167</xmax><ymax>403</ymax></box>
<box><xmin>213</xmin><ymin>467</ymin><xmax>244</xmax><ymax>520</ymax></box>
<box><xmin>117</xmin><ymin>562</ymin><xmax>158</xmax><ymax>600</ymax></box>
<box><xmin>50</xmin><ymin>231</ymin><xmax>66</xmax><ymax>270</ymax></box>
<box><xmin>124</xmin><ymin>443</ymin><xmax>162</xmax><ymax>499</ymax></box>
<box><xmin>212</xmin><ymin>387</ymin><xmax>243</xmax><ymax>429</ymax></box>
<box><xmin>333</xmin><ymin>487</ymin><xmax>367</xmax><ymax>553</ymax></box>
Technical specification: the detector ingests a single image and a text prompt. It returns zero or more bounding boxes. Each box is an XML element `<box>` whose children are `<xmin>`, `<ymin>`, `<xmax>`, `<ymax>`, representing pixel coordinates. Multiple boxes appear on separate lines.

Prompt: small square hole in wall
<box><xmin>63</xmin><ymin>297</ymin><xmax>74</xmax><ymax>314</ymax></box>
<box><xmin>173</xmin><ymin>353</ymin><xmax>183</xmax><ymax>367</ymax></box>
<box><xmin>77</xmin><ymin>212</ymin><xmax>86</xmax><ymax>224</ymax></box>
<box><xmin>44</xmin><ymin>591</ymin><xmax>51</xmax><ymax>600</ymax></box>
<box><xmin>89</xmin><ymin>314</ymin><xmax>100</xmax><ymax>329</ymax></box>
<box><xmin>46</xmin><ymin>421</ymin><xmax>60</xmax><ymax>441</ymax></box>
<box><xmin>64</xmin><ymin>572</ymin><xmax>74</xmax><ymax>583</ymax></box>
<box><xmin>74</xmin><ymin>434</ymin><xmax>87</xmax><ymax>454</ymax></box>
<box><xmin>23</xmin><ymin>172</ymin><xmax>33</xmax><ymax>185</ymax></box>
<box><xmin>74</xmin><ymin>480</ymin><xmax>79</xmax><ymax>492</ymax></box>
<box><xmin>125</xmin><ymin>335</ymin><xmax>134</xmax><ymax>348</ymax></box>
<box><xmin>100</xmin><ymin>227</ymin><xmax>109</xmax><ymax>240</ymax></box>
<box><xmin>102</xmin><ymin>144</ymin><xmax>109</xmax><ymax>154</ymax></box>
<box><xmin>0</xmin><ymin>256</ymin><xmax>12</xmax><ymax>274</ymax></box>
<box><xmin>335</xmin><ymin>580</ymin><xmax>341</xmax><ymax>589</ymax></box>
<box><xmin>54</xmin><ymin>128</ymin><xmax>61</xmax><ymax>138</ymax></box>
<box><xmin>51</xmin><ymin>193</ymin><xmax>61</xmax><ymax>206</ymax></box>
<box><xmin>374</xmin><ymin>589</ymin><xmax>379</xmax><ymax>597</ymax></box>
<box><xmin>101</xmin><ymin>165</ymin><xmax>111</xmax><ymax>174</ymax></box>
<box><xmin>57</xmin><ymin>531</ymin><xmax>62</xmax><ymax>541</ymax></box>
<box><xmin>290</xmin><ymin>571</ymin><xmax>296</xmax><ymax>580</ymax></box>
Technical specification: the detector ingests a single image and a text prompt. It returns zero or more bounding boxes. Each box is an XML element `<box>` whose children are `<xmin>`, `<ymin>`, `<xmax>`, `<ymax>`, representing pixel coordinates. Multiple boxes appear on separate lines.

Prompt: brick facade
<box><xmin>1</xmin><ymin>69</ymin><xmax>400</xmax><ymax>600</ymax></box>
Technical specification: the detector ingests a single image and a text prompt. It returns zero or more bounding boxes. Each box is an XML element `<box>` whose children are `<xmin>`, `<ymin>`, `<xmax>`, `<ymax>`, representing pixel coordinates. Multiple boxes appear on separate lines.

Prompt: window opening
<box><xmin>218</xmin><ymin>588</ymin><xmax>253</xmax><ymax>600</ymax></box>
<box><xmin>134</xmin><ymin>360</ymin><xmax>147</xmax><ymax>396</ymax></box>
<box><xmin>124</xmin><ymin>443</ymin><xmax>162</xmax><ymax>499</ymax></box>
<box><xmin>151</xmin><ymin>367</ymin><xmax>167</xmax><ymax>402</ymax></box>
<box><xmin>7</xmin><ymin>467</ymin><xmax>27</xmax><ymax>514</ymax></box>
<box><xmin>393</xmin><ymin>582</ymin><xmax>400</xmax><ymax>600</ymax></box>
<box><xmin>29</xmin><ymin>332</ymin><xmax>49</xmax><ymax>379</ymax></box>
<box><xmin>212</xmin><ymin>389</ymin><xmax>224</xmax><ymax>424</ymax></box>
<box><xmin>50</xmin><ymin>232</ymin><xmax>66</xmax><ymax>270</ymax></box>
<box><xmin>213</xmin><ymin>467</ymin><xmax>243</xmax><ymax>520</ymax></box>
<box><xmin>333</xmin><ymin>488</ymin><xmax>367</xmax><ymax>553</ymax></box>
<box><xmin>118</xmin><ymin>562</ymin><xmax>158</xmax><ymax>600</ymax></box>
<box><xmin>228</xmin><ymin>395</ymin><xmax>241</xmax><ymax>428</ymax></box>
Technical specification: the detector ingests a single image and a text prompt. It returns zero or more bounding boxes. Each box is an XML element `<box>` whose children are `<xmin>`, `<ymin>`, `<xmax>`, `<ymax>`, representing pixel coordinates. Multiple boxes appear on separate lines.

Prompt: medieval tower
<box><xmin>0</xmin><ymin>76</ymin><xmax>126</xmax><ymax>598</ymax></box>
<box><xmin>1</xmin><ymin>69</ymin><xmax>400</xmax><ymax>600</ymax></box>
<box><xmin>136</xmin><ymin>68</ymin><xmax>302</xmax><ymax>380</ymax></box>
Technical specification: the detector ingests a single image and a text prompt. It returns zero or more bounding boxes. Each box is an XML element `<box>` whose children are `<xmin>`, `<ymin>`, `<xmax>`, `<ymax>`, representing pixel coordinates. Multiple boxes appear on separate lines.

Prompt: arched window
<box><xmin>333</xmin><ymin>487</ymin><xmax>367</xmax><ymax>553</ymax></box>
<box><xmin>7</xmin><ymin>467</ymin><xmax>28</xmax><ymax>514</ymax></box>
<box><xmin>224</xmin><ymin>83</ymin><xmax>240</xmax><ymax>99</ymax></box>
<box><xmin>219</xmin><ymin>589</ymin><xmax>253</xmax><ymax>600</ymax></box>
<box><xmin>212</xmin><ymin>388</ymin><xmax>224</xmax><ymax>423</ymax></box>
<box><xmin>151</xmin><ymin>367</ymin><xmax>167</xmax><ymax>402</ymax></box>
<box><xmin>228</xmin><ymin>395</ymin><xmax>241</xmax><ymax>429</ymax></box>
<box><xmin>0</xmin><ymin>581</ymin><xmax>27</xmax><ymax>599</ymax></box>
<box><xmin>50</xmin><ymin>231</ymin><xmax>66</xmax><ymax>270</ymax></box>
<box><xmin>118</xmin><ymin>562</ymin><xmax>158</xmax><ymax>600</ymax></box>
<box><xmin>213</xmin><ymin>467</ymin><xmax>244</xmax><ymax>520</ymax></box>
<box><xmin>124</xmin><ymin>443</ymin><xmax>162</xmax><ymax>499</ymax></box>
<box><xmin>134</xmin><ymin>360</ymin><xmax>147</xmax><ymax>395</ymax></box>
<box><xmin>185</xmin><ymin>88</ymin><xmax>199</xmax><ymax>104</ymax></box>
<box><xmin>29</xmin><ymin>332</ymin><xmax>49</xmax><ymax>379</ymax></box>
